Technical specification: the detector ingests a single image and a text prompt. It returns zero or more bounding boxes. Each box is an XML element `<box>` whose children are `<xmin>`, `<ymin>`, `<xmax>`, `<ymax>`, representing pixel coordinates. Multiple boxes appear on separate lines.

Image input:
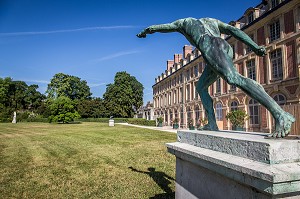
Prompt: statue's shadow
<box><xmin>128</xmin><ymin>166</ymin><xmax>175</xmax><ymax>199</ymax></box>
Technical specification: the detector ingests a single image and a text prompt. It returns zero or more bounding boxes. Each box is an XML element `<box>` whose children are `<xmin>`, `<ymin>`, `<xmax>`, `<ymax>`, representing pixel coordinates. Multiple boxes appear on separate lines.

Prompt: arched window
<box><xmin>215</xmin><ymin>102</ymin><xmax>223</xmax><ymax>121</ymax></box>
<box><xmin>249</xmin><ymin>99</ymin><xmax>259</xmax><ymax>125</ymax></box>
<box><xmin>273</xmin><ymin>94</ymin><xmax>286</xmax><ymax>105</ymax></box>
<box><xmin>230</xmin><ymin>101</ymin><xmax>239</xmax><ymax>111</ymax></box>
<box><xmin>187</xmin><ymin>107</ymin><xmax>191</xmax><ymax>122</ymax></box>
<box><xmin>195</xmin><ymin>106</ymin><xmax>200</xmax><ymax>123</ymax></box>
<box><xmin>165</xmin><ymin>110</ymin><xmax>168</xmax><ymax>124</ymax></box>
<box><xmin>180</xmin><ymin>107</ymin><xmax>184</xmax><ymax>125</ymax></box>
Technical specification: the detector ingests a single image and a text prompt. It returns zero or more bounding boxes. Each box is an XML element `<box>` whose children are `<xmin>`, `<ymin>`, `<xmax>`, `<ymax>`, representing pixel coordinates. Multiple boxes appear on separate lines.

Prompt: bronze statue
<box><xmin>137</xmin><ymin>17</ymin><xmax>295</xmax><ymax>138</ymax></box>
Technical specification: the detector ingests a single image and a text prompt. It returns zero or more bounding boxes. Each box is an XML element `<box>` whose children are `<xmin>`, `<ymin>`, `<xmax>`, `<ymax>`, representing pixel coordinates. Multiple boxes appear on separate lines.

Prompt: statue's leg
<box><xmin>200</xmin><ymin>35</ymin><xmax>295</xmax><ymax>138</ymax></box>
<box><xmin>196</xmin><ymin>66</ymin><xmax>219</xmax><ymax>131</ymax></box>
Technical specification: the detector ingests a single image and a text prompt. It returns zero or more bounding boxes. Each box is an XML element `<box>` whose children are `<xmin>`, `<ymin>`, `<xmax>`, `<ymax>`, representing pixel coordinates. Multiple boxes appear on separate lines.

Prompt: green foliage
<box><xmin>48</xmin><ymin>96</ymin><xmax>80</xmax><ymax>123</ymax></box>
<box><xmin>226</xmin><ymin>110</ymin><xmax>249</xmax><ymax>127</ymax></box>
<box><xmin>0</xmin><ymin>77</ymin><xmax>46</xmax><ymax>122</ymax></box>
<box><xmin>156</xmin><ymin>117</ymin><xmax>163</xmax><ymax>123</ymax></box>
<box><xmin>127</xmin><ymin>118</ymin><xmax>156</xmax><ymax>126</ymax></box>
<box><xmin>76</xmin><ymin>118</ymin><xmax>129</xmax><ymax>123</ymax></box>
<box><xmin>46</xmin><ymin>73</ymin><xmax>92</xmax><ymax>100</ymax></box>
<box><xmin>103</xmin><ymin>71</ymin><xmax>144</xmax><ymax>118</ymax></box>
<box><xmin>76</xmin><ymin>98</ymin><xmax>107</xmax><ymax>118</ymax></box>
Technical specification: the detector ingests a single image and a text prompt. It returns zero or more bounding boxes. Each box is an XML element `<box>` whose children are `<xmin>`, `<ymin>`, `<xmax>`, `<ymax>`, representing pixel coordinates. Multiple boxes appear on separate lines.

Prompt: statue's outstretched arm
<box><xmin>137</xmin><ymin>22</ymin><xmax>178</xmax><ymax>38</ymax></box>
<box><xmin>217</xmin><ymin>20</ymin><xmax>266</xmax><ymax>56</ymax></box>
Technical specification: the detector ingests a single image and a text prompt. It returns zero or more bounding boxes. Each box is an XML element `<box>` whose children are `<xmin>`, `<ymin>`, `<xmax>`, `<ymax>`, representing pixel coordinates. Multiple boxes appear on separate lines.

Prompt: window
<box><xmin>216</xmin><ymin>102</ymin><xmax>223</xmax><ymax>121</ymax></box>
<box><xmin>173</xmin><ymin>90</ymin><xmax>177</xmax><ymax>104</ymax></box>
<box><xmin>180</xmin><ymin>107</ymin><xmax>184</xmax><ymax>125</ymax></box>
<box><xmin>194</xmin><ymin>65</ymin><xmax>199</xmax><ymax>77</ymax></box>
<box><xmin>271</xmin><ymin>0</ymin><xmax>280</xmax><ymax>8</ymax></box>
<box><xmin>273</xmin><ymin>94</ymin><xmax>286</xmax><ymax>105</ymax></box>
<box><xmin>231</xmin><ymin>101</ymin><xmax>238</xmax><ymax>111</ymax></box>
<box><xmin>195</xmin><ymin>106</ymin><xmax>200</xmax><ymax>123</ymax></box>
<box><xmin>187</xmin><ymin>107</ymin><xmax>191</xmax><ymax>123</ymax></box>
<box><xmin>216</xmin><ymin>78</ymin><xmax>221</xmax><ymax>94</ymax></box>
<box><xmin>270</xmin><ymin>49</ymin><xmax>283</xmax><ymax>80</ymax></box>
<box><xmin>246</xmin><ymin>34</ymin><xmax>254</xmax><ymax>53</ymax></box>
<box><xmin>247</xmin><ymin>59</ymin><xmax>256</xmax><ymax>80</ymax></box>
<box><xmin>249</xmin><ymin>99</ymin><xmax>259</xmax><ymax>125</ymax></box>
<box><xmin>180</xmin><ymin>87</ymin><xmax>183</xmax><ymax>103</ymax></box>
<box><xmin>270</xmin><ymin>20</ymin><xmax>280</xmax><ymax>42</ymax></box>
<box><xmin>231</xmin><ymin>45</ymin><xmax>235</xmax><ymax>59</ymax></box>
<box><xmin>248</xmin><ymin>12</ymin><xmax>254</xmax><ymax>24</ymax></box>
<box><xmin>179</xmin><ymin>73</ymin><xmax>183</xmax><ymax>83</ymax></box>
<box><xmin>186</xmin><ymin>69</ymin><xmax>190</xmax><ymax>81</ymax></box>
<box><xmin>194</xmin><ymin>82</ymin><xmax>198</xmax><ymax>99</ymax></box>
<box><xmin>186</xmin><ymin>85</ymin><xmax>190</xmax><ymax>102</ymax></box>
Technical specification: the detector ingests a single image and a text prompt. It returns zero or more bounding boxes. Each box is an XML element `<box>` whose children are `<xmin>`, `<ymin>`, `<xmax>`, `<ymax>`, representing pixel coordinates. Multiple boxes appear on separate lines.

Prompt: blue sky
<box><xmin>0</xmin><ymin>0</ymin><xmax>261</xmax><ymax>103</ymax></box>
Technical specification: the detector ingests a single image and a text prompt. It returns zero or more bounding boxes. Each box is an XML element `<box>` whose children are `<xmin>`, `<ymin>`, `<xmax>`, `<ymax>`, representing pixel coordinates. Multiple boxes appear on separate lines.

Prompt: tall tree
<box><xmin>103</xmin><ymin>71</ymin><xmax>143</xmax><ymax>118</ymax></box>
<box><xmin>76</xmin><ymin>98</ymin><xmax>107</xmax><ymax>118</ymax></box>
<box><xmin>24</xmin><ymin>85</ymin><xmax>46</xmax><ymax>110</ymax></box>
<box><xmin>48</xmin><ymin>96</ymin><xmax>80</xmax><ymax>123</ymax></box>
<box><xmin>46</xmin><ymin>73</ymin><xmax>92</xmax><ymax>100</ymax></box>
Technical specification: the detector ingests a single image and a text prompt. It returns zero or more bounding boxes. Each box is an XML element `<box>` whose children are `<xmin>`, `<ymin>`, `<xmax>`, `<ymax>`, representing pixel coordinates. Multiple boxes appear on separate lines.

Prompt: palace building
<box><xmin>152</xmin><ymin>0</ymin><xmax>300</xmax><ymax>134</ymax></box>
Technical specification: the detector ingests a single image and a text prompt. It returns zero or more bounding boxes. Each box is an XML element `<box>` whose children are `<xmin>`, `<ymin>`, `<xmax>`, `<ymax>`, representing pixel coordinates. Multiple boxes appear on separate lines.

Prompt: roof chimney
<box><xmin>167</xmin><ymin>60</ymin><xmax>174</xmax><ymax>71</ymax></box>
<box><xmin>174</xmin><ymin>54</ymin><xmax>183</xmax><ymax>64</ymax></box>
<box><xmin>183</xmin><ymin>45</ymin><xmax>193</xmax><ymax>59</ymax></box>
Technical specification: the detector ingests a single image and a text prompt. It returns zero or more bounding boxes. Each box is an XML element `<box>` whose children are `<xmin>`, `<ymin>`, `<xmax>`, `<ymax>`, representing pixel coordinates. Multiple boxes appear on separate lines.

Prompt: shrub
<box><xmin>76</xmin><ymin>118</ymin><xmax>129</xmax><ymax>123</ymax></box>
<box><xmin>226</xmin><ymin>110</ymin><xmax>249</xmax><ymax>127</ymax></box>
<box><xmin>48</xmin><ymin>96</ymin><xmax>80</xmax><ymax>123</ymax></box>
<box><xmin>127</xmin><ymin>118</ymin><xmax>156</xmax><ymax>126</ymax></box>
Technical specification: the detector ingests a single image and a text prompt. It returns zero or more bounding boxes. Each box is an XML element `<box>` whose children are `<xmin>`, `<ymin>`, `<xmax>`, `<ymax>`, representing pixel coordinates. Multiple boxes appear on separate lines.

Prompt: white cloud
<box><xmin>0</xmin><ymin>26</ymin><xmax>136</xmax><ymax>37</ymax></box>
<box><xmin>92</xmin><ymin>50</ymin><xmax>140</xmax><ymax>63</ymax></box>
<box><xmin>23</xmin><ymin>79</ymin><xmax>50</xmax><ymax>84</ymax></box>
<box><xmin>88</xmin><ymin>83</ymin><xmax>107</xmax><ymax>88</ymax></box>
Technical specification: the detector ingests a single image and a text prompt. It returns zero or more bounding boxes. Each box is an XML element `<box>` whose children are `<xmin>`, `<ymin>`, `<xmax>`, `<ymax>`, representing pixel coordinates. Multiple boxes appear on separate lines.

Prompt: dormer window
<box><xmin>248</xmin><ymin>12</ymin><xmax>254</xmax><ymax>23</ymax></box>
<box><xmin>271</xmin><ymin>0</ymin><xmax>280</xmax><ymax>8</ymax></box>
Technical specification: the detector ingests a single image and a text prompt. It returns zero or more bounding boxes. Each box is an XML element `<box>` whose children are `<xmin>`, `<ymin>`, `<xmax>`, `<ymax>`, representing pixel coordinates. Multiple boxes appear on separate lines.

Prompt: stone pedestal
<box><xmin>166</xmin><ymin>130</ymin><xmax>300</xmax><ymax>199</ymax></box>
<box><xmin>109</xmin><ymin>119</ymin><xmax>114</xmax><ymax>127</ymax></box>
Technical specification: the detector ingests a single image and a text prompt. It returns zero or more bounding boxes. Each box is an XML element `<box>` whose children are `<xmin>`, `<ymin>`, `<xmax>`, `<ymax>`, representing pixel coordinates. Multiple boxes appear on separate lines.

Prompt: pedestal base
<box><xmin>167</xmin><ymin>130</ymin><xmax>300</xmax><ymax>199</ymax></box>
<box><xmin>109</xmin><ymin>119</ymin><xmax>114</xmax><ymax>127</ymax></box>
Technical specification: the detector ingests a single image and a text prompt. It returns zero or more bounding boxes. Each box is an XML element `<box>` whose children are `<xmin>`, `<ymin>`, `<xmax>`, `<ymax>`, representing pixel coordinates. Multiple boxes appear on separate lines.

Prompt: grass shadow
<box><xmin>129</xmin><ymin>166</ymin><xmax>175</xmax><ymax>198</ymax></box>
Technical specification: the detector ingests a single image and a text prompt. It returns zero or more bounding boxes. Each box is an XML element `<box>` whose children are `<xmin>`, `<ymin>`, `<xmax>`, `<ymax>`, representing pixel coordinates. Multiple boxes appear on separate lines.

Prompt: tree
<box><xmin>48</xmin><ymin>96</ymin><xmax>80</xmax><ymax>123</ymax></box>
<box><xmin>24</xmin><ymin>84</ymin><xmax>46</xmax><ymax>110</ymax></box>
<box><xmin>76</xmin><ymin>98</ymin><xmax>107</xmax><ymax>118</ymax></box>
<box><xmin>46</xmin><ymin>73</ymin><xmax>92</xmax><ymax>100</ymax></box>
<box><xmin>103</xmin><ymin>72</ymin><xmax>144</xmax><ymax>118</ymax></box>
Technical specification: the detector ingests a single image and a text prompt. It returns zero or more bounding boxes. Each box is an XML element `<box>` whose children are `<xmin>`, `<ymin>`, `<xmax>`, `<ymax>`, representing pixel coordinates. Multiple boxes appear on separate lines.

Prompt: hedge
<box><xmin>127</xmin><ymin>118</ymin><xmax>156</xmax><ymax>126</ymax></box>
<box><xmin>76</xmin><ymin>118</ymin><xmax>156</xmax><ymax>126</ymax></box>
<box><xmin>76</xmin><ymin>118</ymin><xmax>129</xmax><ymax>123</ymax></box>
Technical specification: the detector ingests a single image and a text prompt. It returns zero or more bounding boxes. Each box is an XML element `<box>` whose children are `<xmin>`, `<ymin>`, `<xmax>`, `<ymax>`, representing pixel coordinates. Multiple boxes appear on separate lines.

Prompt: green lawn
<box><xmin>0</xmin><ymin>122</ymin><xmax>177</xmax><ymax>199</ymax></box>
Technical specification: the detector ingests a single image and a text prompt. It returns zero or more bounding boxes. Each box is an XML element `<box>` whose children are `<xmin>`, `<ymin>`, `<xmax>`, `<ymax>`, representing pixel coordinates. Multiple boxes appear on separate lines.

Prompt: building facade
<box><xmin>136</xmin><ymin>101</ymin><xmax>154</xmax><ymax>120</ymax></box>
<box><xmin>152</xmin><ymin>0</ymin><xmax>300</xmax><ymax>133</ymax></box>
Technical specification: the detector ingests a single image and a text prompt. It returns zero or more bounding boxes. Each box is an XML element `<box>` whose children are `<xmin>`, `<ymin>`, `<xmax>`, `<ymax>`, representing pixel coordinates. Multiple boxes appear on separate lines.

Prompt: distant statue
<box><xmin>12</xmin><ymin>111</ymin><xmax>17</xmax><ymax>123</ymax></box>
<box><xmin>137</xmin><ymin>17</ymin><xmax>295</xmax><ymax>138</ymax></box>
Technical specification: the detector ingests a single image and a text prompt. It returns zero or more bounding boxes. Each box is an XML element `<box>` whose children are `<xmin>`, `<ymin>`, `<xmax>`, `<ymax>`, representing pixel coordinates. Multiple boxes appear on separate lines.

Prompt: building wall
<box><xmin>152</xmin><ymin>0</ymin><xmax>300</xmax><ymax>133</ymax></box>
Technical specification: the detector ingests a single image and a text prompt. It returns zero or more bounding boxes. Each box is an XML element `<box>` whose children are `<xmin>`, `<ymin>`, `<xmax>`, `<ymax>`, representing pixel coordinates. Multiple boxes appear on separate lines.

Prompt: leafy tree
<box><xmin>76</xmin><ymin>98</ymin><xmax>107</xmax><ymax>118</ymax></box>
<box><xmin>48</xmin><ymin>96</ymin><xmax>80</xmax><ymax>123</ymax></box>
<box><xmin>24</xmin><ymin>84</ymin><xmax>46</xmax><ymax>110</ymax></box>
<box><xmin>103</xmin><ymin>71</ymin><xmax>143</xmax><ymax>118</ymax></box>
<box><xmin>0</xmin><ymin>77</ymin><xmax>46</xmax><ymax>122</ymax></box>
<box><xmin>46</xmin><ymin>73</ymin><xmax>92</xmax><ymax>100</ymax></box>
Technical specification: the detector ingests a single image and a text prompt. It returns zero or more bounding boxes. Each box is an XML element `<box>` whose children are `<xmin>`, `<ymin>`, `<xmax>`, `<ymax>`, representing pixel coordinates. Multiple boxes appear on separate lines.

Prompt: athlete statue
<box><xmin>137</xmin><ymin>17</ymin><xmax>295</xmax><ymax>138</ymax></box>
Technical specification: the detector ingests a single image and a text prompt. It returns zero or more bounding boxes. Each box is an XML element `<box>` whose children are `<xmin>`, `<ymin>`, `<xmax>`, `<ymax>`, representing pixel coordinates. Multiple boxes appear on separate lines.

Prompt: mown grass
<box><xmin>0</xmin><ymin>122</ymin><xmax>176</xmax><ymax>199</ymax></box>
